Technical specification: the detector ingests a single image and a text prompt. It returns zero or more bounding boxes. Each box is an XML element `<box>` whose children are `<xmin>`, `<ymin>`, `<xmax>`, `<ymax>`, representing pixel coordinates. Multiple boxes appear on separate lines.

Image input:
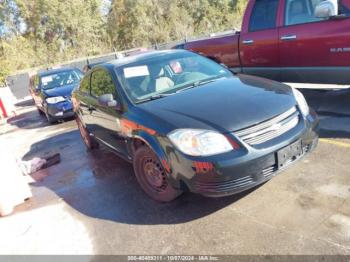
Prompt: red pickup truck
<box><xmin>177</xmin><ymin>0</ymin><xmax>350</xmax><ymax>84</ymax></box>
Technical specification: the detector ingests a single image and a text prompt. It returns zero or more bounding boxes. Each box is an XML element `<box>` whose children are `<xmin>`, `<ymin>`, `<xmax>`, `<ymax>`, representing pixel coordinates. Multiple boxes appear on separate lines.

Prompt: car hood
<box><xmin>137</xmin><ymin>75</ymin><xmax>297</xmax><ymax>133</ymax></box>
<box><xmin>43</xmin><ymin>83</ymin><xmax>78</xmax><ymax>97</ymax></box>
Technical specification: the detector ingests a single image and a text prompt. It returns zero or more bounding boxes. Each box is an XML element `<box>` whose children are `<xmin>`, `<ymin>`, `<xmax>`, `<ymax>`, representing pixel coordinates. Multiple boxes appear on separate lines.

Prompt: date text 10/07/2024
<box><xmin>127</xmin><ymin>256</ymin><xmax>219</xmax><ymax>261</ymax></box>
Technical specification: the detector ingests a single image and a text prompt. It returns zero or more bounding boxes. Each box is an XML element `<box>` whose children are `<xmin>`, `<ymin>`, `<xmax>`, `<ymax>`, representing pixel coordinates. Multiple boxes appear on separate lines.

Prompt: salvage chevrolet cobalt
<box><xmin>72</xmin><ymin>50</ymin><xmax>319</xmax><ymax>202</ymax></box>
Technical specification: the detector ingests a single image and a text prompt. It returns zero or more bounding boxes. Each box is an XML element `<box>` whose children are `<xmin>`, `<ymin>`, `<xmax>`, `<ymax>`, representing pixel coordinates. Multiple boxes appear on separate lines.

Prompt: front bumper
<box><xmin>46</xmin><ymin>100</ymin><xmax>74</xmax><ymax>120</ymax></box>
<box><xmin>165</xmin><ymin>112</ymin><xmax>319</xmax><ymax>197</ymax></box>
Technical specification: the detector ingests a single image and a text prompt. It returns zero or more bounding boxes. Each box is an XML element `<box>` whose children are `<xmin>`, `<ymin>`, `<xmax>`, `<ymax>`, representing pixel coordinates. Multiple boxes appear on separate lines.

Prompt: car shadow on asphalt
<box><xmin>300</xmin><ymin>88</ymin><xmax>350</xmax><ymax>139</ymax></box>
<box><xmin>14</xmin><ymin>98</ymin><xmax>35</xmax><ymax>108</ymax></box>
<box><xmin>7</xmin><ymin>110</ymin><xmax>49</xmax><ymax>130</ymax></box>
<box><xmin>22</xmin><ymin>129</ymin><xmax>256</xmax><ymax>225</ymax></box>
<box><xmin>6</xmin><ymin>107</ymin><xmax>75</xmax><ymax>130</ymax></box>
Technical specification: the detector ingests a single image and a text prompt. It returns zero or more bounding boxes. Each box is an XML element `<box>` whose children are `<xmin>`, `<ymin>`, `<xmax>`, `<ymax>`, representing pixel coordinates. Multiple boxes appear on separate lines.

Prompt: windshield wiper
<box><xmin>136</xmin><ymin>93</ymin><xmax>174</xmax><ymax>104</ymax></box>
<box><xmin>149</xmin><ymin>93</ymin><xmax>174</xmax><ymax>100</ymax></box>
<box><xmin>135</xmin><ymin>76</ymin><xmax>225</xmax><ymax>104</ymax></box>
<box><xmin>176</xmin><ymin>76</ymin><xmax>224</xmax><ymax>93</ymax></box>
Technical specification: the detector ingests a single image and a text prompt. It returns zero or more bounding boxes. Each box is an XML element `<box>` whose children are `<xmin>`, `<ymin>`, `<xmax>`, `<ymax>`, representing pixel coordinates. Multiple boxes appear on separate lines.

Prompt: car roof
<box><xmin>38</xmin><ymin>67</ymin><xmax>79</xmax><ymax>77</ymax></box>
<box><xmin>84</xmin><ymin>61</ymin><xmax>104</xmax><ymax>69</ymax></box>
<box><xmin>102</xmin><ymin>49</ymin><xmax>190</xmax><ymax>69</ymax></box>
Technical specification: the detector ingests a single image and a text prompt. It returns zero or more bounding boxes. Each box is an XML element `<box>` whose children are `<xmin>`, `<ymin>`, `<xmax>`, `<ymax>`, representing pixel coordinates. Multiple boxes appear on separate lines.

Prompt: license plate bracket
<box><xmin>277</xmin><ymin>140</ymin><xmax>303</xmax><ymax>168</ymax></box>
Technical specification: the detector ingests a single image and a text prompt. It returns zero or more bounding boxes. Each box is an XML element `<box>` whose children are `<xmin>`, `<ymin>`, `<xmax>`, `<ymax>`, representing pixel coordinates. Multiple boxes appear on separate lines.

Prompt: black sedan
<box><xmin>72</xmin><ymin>50</ymin><xmax>319</xmax><ymax>202</ymax></box>
<box><xmin>29</xmin><ymin>67</ymin><xmax>83</xmax><ymax>123</ymax></box>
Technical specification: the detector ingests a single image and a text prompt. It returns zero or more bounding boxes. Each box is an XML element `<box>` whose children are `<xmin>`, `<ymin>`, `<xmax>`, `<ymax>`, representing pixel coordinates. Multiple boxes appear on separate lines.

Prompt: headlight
<box><xmin>168</xmin><ymin>129</ymin><xmax>234</xmax><ymax>156</ymax></box>
<box><xmin>292</xmin><ymin>88</ymin><xmax>309</xmax><ymax>116</ymax></box>
<box><xmin>46</xmin><ymin>96</ymin><xmax>66</xmax><ymax>104</ymax></box>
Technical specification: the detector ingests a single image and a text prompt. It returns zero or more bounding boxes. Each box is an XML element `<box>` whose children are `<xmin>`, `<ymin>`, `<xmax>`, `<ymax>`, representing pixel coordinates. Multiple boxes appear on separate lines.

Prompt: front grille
<box><xmin>235</xmin><ymin>107</ymin><xmax>299</xmax><ymax>146</ymax></box>
<box><xmin>262</xmin><ymin>165</ymin><xmax>277</xmax><ymax>179</ymax></box>
<box><xmin>193</xmin><ymin>175</ymin><xmax>254</xmax><ymax>193</ymax></box>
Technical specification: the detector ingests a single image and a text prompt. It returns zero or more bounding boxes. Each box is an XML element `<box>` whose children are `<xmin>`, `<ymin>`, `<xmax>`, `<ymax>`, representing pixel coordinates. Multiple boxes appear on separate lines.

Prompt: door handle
<box><xmin>242</xmin><ymin>39</ymin><xmax>254</xmax><ymax>45</ymax></box>
<box><xmin>281</xmin><ymin>35</ymin><xmax>297</xmax><ymax>41</ymax></box>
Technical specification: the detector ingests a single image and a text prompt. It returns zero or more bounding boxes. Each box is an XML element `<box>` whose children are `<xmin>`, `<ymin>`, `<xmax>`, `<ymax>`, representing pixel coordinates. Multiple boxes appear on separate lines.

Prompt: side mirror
<box><xmin>315</xmin><ymin>0</ymin><xmax>338</xmax><ymax>19</ymax></box>
<box><xmin>98</xmin><ymin>94</ymin><xmax>118</xmax><ymax>107</ymax></box>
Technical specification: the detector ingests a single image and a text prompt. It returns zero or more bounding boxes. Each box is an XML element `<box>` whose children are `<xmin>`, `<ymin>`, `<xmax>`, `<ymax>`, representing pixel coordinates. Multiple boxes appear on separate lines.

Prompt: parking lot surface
<box><xmin>0</xmin><ymin>89</ymin><xmax>350</xmax><ymax>255</ymax></box>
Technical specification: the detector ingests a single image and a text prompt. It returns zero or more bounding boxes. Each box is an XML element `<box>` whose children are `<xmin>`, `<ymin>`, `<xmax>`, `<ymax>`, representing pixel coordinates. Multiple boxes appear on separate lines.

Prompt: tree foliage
<box><xmin>15</xmin><ymin>0</ymin><xmax>109</xmax><ymax>62</ymax></box>
<box><xmin>107</xmin><ymin>0</ymin><xmax>244</xmax><ymax>49</ymax></box>
<box><xmin>0</xmin><ymin>0</ymin><xmax>247</xmax><ymax>84</ymax></box>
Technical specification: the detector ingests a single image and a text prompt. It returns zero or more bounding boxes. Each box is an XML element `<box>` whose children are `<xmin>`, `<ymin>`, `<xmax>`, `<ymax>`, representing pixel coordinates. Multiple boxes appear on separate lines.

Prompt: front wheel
<box><xmin>133</xmin><ymin>146</ymin><xmax>182</xmax><ymax>202</ymax></box>
<box><xmin>45</xmin><ymin>111</ymin><xmax>56</xmax><ymax>124</ymax></box>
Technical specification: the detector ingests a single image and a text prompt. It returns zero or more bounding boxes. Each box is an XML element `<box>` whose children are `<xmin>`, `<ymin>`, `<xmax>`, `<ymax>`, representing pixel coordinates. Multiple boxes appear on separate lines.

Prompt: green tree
<box><xmin>15</xmin><ymin>0</ymin><xmax>108</xmax><ymax>64</ymax></box>
<box><xmin>107</xmin><ymin>0</ymin><xmax>245</xmax><ymax>51</ymax></box>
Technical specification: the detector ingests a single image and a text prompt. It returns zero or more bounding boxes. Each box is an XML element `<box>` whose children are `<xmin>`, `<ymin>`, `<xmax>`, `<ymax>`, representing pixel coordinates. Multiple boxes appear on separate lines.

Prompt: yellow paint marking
<box><xmin>320</xmin><ymin>138</ymin><xmax>350</xmax><ymax>148</ymax></box>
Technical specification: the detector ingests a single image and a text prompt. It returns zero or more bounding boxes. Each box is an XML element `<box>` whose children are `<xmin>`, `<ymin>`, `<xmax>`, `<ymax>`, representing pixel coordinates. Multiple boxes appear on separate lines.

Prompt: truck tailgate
<box><xmin>184</xmin><ymin>33</ymin><xmax>240</xmax><ymax>69</ymax></box>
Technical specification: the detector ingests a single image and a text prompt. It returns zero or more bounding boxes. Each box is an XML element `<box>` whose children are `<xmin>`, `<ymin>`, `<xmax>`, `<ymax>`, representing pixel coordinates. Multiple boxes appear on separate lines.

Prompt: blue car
<box><xmin>29</xmin><ymin>67</ymin><xmax>83</xmax><ymax>123</ymax></box>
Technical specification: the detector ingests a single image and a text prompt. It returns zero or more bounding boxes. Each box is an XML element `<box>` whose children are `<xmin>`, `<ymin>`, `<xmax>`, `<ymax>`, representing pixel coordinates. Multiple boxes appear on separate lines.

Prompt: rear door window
<box><xmin>339</xmin><ymin>0</ymin><xmax>350</xmax><ymax>16</ymax></box>
<box><xmin>249</xmin><ymin>0</ymin><xmax>279</xmax><ymax>31</ymax></box>
<box><xmin>285</xmin><ymin>0</ymin><xmax>325</xmax><ymax>26</ymax></box>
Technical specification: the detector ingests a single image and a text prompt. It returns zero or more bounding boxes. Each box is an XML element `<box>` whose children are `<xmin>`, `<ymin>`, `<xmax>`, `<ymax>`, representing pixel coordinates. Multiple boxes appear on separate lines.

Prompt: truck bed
<box><xmin>176</xmin><ymin>31</ymin><xmax>241</xmax><ymax>69</ymax></box>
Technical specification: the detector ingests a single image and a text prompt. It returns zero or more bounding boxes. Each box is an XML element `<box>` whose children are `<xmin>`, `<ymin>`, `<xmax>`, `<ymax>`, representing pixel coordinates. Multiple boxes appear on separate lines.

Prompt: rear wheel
<box><xmin>76</xmin><ymin>116</ymin><xmax>99</xmax><ymax>150</ymax></box>
<box><xmin>133</xmin><ymin>146</ymin><xmax>182</xmax><ymax>202</ymax></box>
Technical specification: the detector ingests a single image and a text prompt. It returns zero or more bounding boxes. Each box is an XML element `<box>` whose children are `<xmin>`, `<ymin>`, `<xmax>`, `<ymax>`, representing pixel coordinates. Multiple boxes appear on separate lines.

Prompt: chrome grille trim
<box><xmin>235</xmin><ymin>107</ymin><xmax>297</xmax><ymax>137</ymax></box>
<box><xmin>262</xmin><ymin>165</ymin><xmax>277</xmax><ymax>178</ymax></box>
<box><xmin>193</xmin><ymin>175</ymin><xmax>254</xmax><ymax>192</ymax></box>
<box><xmin>235</xmin><ymin>107</ymin><xmax>299</xmax><ymax>145</ymax></box>
<box><xmin>245</xmin><ymin>116</ymin><xmax>299</xmax><ymax>145</ymax></box>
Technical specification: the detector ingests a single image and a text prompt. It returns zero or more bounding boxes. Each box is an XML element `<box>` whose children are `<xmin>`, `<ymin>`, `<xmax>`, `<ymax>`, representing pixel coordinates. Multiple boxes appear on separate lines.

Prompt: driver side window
<box><xmin>339</xmin><ymin>0</ymin><xmax>350</xmax><ymax>15</ymax></box>
<box><xmin>91</xmin><ymin>69</ymin><xmax>116</xmax><ymax>98</ymax></box>
<box><xmin>285</xmin><ymin>0</ymin><xmax>325</xmax><ymax>25</ymax></box>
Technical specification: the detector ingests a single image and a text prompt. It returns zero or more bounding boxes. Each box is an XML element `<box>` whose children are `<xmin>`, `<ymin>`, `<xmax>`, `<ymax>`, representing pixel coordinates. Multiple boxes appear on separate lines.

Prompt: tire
<box><xmin>45</xmin><ymin>110</ymin><xmax>56</xmax><ymax>124</ymax></box>
<box><xmin>46</xmin><ymin>114</ymin><xmax>55</xmax><ymax>124</ymax></box>
<box><xmin>76</xmin><ymin>116</ymin><xmax>99</xmax><ymax>150</ymax></box>
<box><xmin>133</xmin><ymin>146</ymin><xmax>182</xmax><ymax>202</ymax></box>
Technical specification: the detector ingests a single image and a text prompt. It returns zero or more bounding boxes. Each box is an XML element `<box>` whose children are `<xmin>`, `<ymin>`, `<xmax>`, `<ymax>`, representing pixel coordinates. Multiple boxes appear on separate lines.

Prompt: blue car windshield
<box><xmin>116</xmin><ymin>52</ymin><xmax>233</xmax><ymax>103</ymax></box>
<box><xmin>40</xmin><ymin>70</ymin><xmax>83</xmax><ymax>90</ymax></box>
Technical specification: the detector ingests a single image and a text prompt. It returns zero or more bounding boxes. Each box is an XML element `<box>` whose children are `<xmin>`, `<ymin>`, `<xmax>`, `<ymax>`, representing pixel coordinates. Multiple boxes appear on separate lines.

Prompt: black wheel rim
<box><xmin>141</xmin><ymin>155</ymin><xmax>167</xmax><ymax>193</ymax></box>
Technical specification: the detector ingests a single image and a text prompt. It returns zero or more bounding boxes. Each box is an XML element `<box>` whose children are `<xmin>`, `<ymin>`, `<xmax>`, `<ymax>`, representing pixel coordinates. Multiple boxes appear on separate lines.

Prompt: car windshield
<box><xmin>115</xmin><ymin>52</ymin><xmax>233</xmax><ymax>103</ymax></box>
<box><xmin>40</xmin><ymin>69</ymin><xmax>83</xmax><ymax>90</ymax></box>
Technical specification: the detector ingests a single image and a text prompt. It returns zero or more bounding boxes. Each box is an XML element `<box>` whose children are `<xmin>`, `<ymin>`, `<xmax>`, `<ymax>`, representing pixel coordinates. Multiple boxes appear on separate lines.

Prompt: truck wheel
<box><xmin>133</xmin><ymin>146</ymin><xmax>182</xmax><ymax>202</ymax></box>
<box><xmin>76</xmin><ymin>117</ymin><xmax>99</xmax><ymax>150</ymax></box>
